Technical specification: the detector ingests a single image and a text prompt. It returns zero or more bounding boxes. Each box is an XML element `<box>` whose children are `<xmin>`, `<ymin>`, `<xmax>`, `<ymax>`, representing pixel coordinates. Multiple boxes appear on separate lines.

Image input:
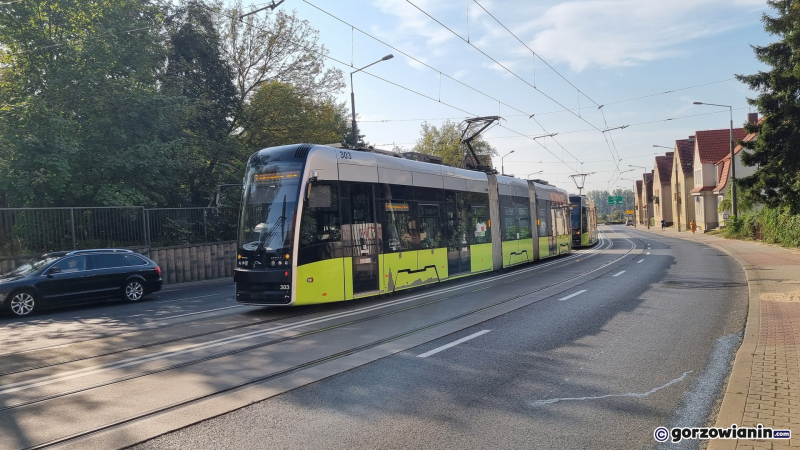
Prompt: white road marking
<box><xmin>559</xmin><ymin>290</ymin><xmax>587</xmax><ymax>301</ymax></box>
<box><xmin>637</xmin><ymin>259</ymin><xmax>644</xmax><ymax>263</ymax></box>
<box><xmin>156</xmin><ymin>294</ymin><xmax>220</xmax><ymax>304</ymax></box>
<box><xmin>646</xmin><ymin>252</ymin><xmax>651</xmax><ymax>255</ymax></box>
<box><xmin>612</xmin><ymin>271</ymin><xmax>626</xmax><ymax>277</ymax></box>
<box><xmin>0</xmin><ymin>233</ymin><xmax>627</xmax><ymax>395</ymax></box>
<box><xmin>530</xmin><ymin>371</ymin><xmax>692</xmax><ymax>406</ymax></box>
<box><xmin>417</xmin><ymin>330</ymin><xmax>491</xmax><ymax>358</ymax></box>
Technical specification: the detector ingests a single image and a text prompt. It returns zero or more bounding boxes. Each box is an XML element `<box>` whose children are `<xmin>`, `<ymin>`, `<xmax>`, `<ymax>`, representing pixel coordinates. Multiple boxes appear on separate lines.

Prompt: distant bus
<box><xmin>569</xmin><ymin>195</ymin><xmax>598</xmax><ymax>247</ymax></box>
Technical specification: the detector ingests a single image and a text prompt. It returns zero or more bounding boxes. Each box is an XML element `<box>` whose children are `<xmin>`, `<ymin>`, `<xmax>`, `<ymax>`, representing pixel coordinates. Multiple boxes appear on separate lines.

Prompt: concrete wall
<box><xmin>0</xmin><ymin>241</ymin><xmax>236</xmax><ymax>285</ymax></box>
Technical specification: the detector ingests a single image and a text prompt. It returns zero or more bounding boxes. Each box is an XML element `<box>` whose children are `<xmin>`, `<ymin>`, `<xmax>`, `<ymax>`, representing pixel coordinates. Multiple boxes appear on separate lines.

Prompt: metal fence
<box><xmin>0</xmin><ymin>207</ymin><xmax>239</xmax><ymax>257</ymax></box>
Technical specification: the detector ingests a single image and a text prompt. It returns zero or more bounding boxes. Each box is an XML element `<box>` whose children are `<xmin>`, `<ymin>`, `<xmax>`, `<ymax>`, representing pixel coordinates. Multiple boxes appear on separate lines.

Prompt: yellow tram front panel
<box><xmin>295</xmin><ymin>258</ymin><xmax>347</xmax><ymax>305</ymax></box>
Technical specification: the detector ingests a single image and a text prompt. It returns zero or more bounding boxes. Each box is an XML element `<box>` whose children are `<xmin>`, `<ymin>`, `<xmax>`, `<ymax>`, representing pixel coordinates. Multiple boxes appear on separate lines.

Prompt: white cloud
<box><xmin>518</xmin><ymin>0</ymin><xmax>756</xmax><ymax>72</ymax></box>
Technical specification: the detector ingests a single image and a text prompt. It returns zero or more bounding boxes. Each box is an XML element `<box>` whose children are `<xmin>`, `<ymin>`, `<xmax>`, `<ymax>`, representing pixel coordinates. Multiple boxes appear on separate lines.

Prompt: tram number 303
<box><xmin>280</xmin><ymin>284</ymin><xmax>290</xmax><ymax>290</ymax></box>
<box><xmin>338</xmin><ymin>151</ymin><xmax>352</xmax><ymax>159</ymax></box>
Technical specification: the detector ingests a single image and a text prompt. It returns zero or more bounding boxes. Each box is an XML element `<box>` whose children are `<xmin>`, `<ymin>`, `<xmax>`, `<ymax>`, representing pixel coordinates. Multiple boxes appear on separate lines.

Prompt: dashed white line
<box><xmin>417</xmin><ymin>330</ymin><xmax>491</xmax><ymax>358</ymax></box>
<box><xmin>612</xmin><ymin>271</ymin><xmax>626</xmax><ymax>277</ymax></box>
<box><xmin>637</xmin><ymin>259</ymin><xmax>644</xmax><ymax>263</ymax></box>
<box><xmin>646</xmin><ymin>252</ymin><xmax>651</xmax><ymax>255</ymax></box>
<box><xmin>559</xmin><ymin>290</ymin><xmax>588</xmax><ymax>301</ymax></box>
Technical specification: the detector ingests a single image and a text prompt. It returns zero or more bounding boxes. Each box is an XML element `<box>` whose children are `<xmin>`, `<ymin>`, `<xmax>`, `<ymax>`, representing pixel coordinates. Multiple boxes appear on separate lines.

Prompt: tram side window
<box><xmin>381</xmin><ymin>184</ymin><xmax>416</xmax><ymax>253</ymax></box>
<box><xmin>538</xmin><ymin>200</ymin><xmax>553</xmax><ymax>237</ymax></box>
<box><xmin>467</xmin><ymin>192</ymin><xmax>491</xmax><ymax>244</ymax></box>
<box><xmin>445</xmin><ymin>191</ymin><xmax>470</xmax><ymax>248</ymax></box>
<box><xmin>418</xmin><ymin>204</ymin><xmax>444</xmax><ymax>249</ymax></box>
<box><xmin>500</xmin><ymin>194</ymin><xmax>517</xmax><ymax>241</ymax></box>
<box><xmin>555</xmin><ymin>205</ymin><xmax>564</xmax><ymax>236</ymax></box>
<box><xmin>344</xmin><ymin>182</ymin><xmax>379</xmax><ymax>257</ymax></box>
<box><xmin>298</xmin><ymin>183</ymin><xmax>341</xmax><ymax>265</ymax></box>
<box><xmin>515</xmin><ymin>196</ymin><xmax>532</xmax><ymax>239</ymax></box>
<box><xmin>582</xmin><ymin>207</ymin><xmax>588</xmax><ymax>232</ymax></box>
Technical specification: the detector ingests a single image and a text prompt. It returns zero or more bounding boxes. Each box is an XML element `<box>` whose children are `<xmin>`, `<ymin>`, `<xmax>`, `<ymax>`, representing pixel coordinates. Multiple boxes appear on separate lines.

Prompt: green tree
<box><xmin>0</xmin><ymin>0</ymin><xmax>183</xmax><ymax>207</ymax></box>
<box><xmin>213</xmin><ymin>1</ymin><xmax>345</xmax><ymax>110</ymax></box>
<box><xmin>736</xmin><ymin>0</ymin><xmax>800</xmax><ymax>213</ymax></box>
<box><xmin>412</xmin><ymin>120</ymin><xmax>496</xmax><ymax>168</ymax></box>
<box><xmin>239</xmin><ymin>81</ymin><xmax>348</xmax><ymax>149</ymax></box>
<box><xmin>162</xmin><ymin>0</ymin><xmax>241</xmax><ymax>206</ymax></box>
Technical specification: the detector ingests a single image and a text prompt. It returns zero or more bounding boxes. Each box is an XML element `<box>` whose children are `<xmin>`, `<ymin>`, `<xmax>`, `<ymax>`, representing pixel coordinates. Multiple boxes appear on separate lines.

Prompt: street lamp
<box><xmin>350</xmin><ymin>54</ymin><xmax>394</xmax><ymax>147</ymax></box>
<box><xmin>527</xmin><ymin>170</ymin><xmax>543</xmax><ymax>180</ymax></box>
<box><xmin>653</xmin><ymin>144</ymin><xmax>672</xmax><ymax>150</ymax></box>
<box><xmin>693</xmin><ymin>101</ymin><xmax>736</xmax><ymax>217</ymax></box>
<box><xmin>501</xmin><ymin>150</ymin><xmax>515</xmax><ymax>175</ymax></box>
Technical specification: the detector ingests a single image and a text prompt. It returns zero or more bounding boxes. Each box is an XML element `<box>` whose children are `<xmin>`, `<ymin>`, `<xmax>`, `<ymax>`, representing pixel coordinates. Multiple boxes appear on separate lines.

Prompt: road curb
<box><xmin>161</xmin><ymin>277</ymin><xmax>232</xmax><ymax>291</ymax></box>
<box><xmin>634</xmin><ymin>228</ymin><xmax>757</xmax><ymax>450</ymax></box>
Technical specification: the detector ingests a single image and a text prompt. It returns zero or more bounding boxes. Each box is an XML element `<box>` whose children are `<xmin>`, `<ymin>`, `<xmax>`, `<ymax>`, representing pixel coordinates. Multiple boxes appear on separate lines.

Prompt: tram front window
<box><xmin>238</xmin><ymin>162</ymin><xmax>303</xmax><ymax>266</ymax></box>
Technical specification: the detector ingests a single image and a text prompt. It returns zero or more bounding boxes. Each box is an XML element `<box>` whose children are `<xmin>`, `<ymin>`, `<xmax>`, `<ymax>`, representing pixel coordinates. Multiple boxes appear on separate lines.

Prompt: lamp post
<box><xmin>693</xmin><ymin>101</ymin><xmax>736</xmax><ymax>218</ymax></box>
<box><xmin>653</xmin><ymin>144</ymin><xmax>672</xmax><ymax>150</ymax></box>
<box><xmin>527</xmin><ymin>170</ymin><xmax>543</xmax><ymax>180</ymax></box>
<box><xmin>350</xmin><ymin>54</ymin><xmax>394</xmax><ymax>147</ymax></box>
<box><xmin>501</xmin><ymin>150</ymin><xmax>515</xmax><ymax>175</ymax></box>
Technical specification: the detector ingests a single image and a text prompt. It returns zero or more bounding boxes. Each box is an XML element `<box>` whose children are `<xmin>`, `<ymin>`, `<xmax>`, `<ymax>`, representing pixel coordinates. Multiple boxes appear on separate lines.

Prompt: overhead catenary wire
<box><xmin>302</xmin><ymin>0</ymin><xmax>583</xmax><ymax>164</ymax></box>
<box><xmin>207</xmin><ymin>3</ymin><xmax>581</xmax><ymax>174</ymax></box>
<box><xmin>360</xmin><ymin>77</ymin><xmax>738</xmax><ymax>123</ymax></box>
<box><xmin>404</xmin><ymin>0</ymin><xmax>621</xmax><ymax>178</ymax></box>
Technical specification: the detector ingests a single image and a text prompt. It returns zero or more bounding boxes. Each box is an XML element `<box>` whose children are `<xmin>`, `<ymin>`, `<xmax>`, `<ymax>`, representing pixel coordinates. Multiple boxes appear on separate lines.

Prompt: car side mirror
<box><xmin>48</xmin><ymin>267</ymin><xmax>61</xmax><ymax>277</ymax></box>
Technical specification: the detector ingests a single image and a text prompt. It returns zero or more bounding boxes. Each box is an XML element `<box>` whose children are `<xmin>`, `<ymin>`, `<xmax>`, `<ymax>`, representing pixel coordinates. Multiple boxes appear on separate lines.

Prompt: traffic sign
<box><xmin>608</xmin><ymin>196</ymin><xmax>624</xmax><ymax>205</ymax></box>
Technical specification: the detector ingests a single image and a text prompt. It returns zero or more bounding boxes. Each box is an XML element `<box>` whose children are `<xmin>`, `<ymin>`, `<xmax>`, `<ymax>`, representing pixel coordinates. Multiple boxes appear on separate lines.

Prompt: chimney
<box><xmin>748</xmin><ymin>112</ymin><xmax>758</xmax><ymax>124</ymax></box>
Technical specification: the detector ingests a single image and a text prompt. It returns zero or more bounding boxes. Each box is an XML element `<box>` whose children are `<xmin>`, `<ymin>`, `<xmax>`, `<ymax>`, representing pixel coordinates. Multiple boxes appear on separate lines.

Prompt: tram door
<box><xmin>446</xmin><ymin>191</ymin><xmax>471</xmax><ymax>275</ymax></box>
<box><xmin>349</xmin><ymin>184</ymin><xmax>380</xmax><ymax>294</ymax></box>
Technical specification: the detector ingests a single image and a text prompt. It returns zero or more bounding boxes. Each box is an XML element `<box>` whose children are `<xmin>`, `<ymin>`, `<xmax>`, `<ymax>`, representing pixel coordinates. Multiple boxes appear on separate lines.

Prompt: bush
<box><xmin>723</xmin><ymin>207</ymin><xmax>800</xmax><ymax>247</ymax></box>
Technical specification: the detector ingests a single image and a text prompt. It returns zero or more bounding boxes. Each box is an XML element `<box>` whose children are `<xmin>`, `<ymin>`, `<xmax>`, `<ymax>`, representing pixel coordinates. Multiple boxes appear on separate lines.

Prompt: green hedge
<box><xmin>724</xmin><ymin>207</ymin><xmax>800</xmax><ymax>247</ymax></box>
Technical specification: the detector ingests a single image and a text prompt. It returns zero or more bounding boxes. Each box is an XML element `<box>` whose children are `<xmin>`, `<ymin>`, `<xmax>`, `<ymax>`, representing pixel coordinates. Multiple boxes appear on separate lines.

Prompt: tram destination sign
<box><xmin>608</xmin><ymin>196</ymin><xmax>624</xmax><ymax>205</ymax></box>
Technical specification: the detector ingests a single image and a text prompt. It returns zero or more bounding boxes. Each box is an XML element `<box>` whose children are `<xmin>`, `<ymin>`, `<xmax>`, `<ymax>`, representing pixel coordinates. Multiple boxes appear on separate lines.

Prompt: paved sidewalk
<box><xmin>637</xmin><ymin>225</ymin><xmax>800</xmax><ymax>448</ymax></box>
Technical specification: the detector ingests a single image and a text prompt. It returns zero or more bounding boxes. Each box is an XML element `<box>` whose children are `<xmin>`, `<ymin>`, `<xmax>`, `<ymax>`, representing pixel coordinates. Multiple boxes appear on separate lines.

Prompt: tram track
<box><xmin>4</xmin><ymin>231</ymin><xmax>646</xmax><ymax>449</ymax></box>
<box><xmin>1</xmin><ymin>232</ymin><xmax>612</xmax><ymax>378</ymax></box>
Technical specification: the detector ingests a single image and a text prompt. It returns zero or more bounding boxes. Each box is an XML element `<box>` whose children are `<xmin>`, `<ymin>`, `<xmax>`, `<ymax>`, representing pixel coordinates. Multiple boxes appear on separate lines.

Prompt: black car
<box><xmin>0</xmin><ymin>249</ymin><xmax>162</xmax><ymax>317</ymax></box>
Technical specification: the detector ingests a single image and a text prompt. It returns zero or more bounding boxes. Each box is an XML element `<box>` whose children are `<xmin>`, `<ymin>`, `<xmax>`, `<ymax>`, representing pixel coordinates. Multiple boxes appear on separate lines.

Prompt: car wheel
<box><xmin>123</xmin><ymin>280</ymin><xmax>145</xmax><ymax>302</ymax></box>
<box><xmin>9</xmin><ymin>290</ymin><xmax>37</xmax><ymax>317</ymax></box>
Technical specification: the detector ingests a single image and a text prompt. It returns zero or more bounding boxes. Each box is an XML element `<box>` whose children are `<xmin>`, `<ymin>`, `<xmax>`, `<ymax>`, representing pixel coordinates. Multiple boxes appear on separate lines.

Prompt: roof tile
<box><xmin>675</xmin><ymin>138</ymin><xmax>695</xmax><ymax>175</ymax></box>
<box><xmin>655</xmin><ymin>154</ymin><xmax>674</xmax><ymax>185</ymax></box>
<box><xmin>695</xmin><ymin>128</ymin><xmax>747</xmax><ymax>163</ymax></box>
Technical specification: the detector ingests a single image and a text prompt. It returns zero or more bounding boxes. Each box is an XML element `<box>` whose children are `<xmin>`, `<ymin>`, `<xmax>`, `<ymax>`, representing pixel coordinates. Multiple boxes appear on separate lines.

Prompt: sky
<box><xmin>244</xmin><ymin>0</ymin><xmax>771</xmax><ymax>195</ymax></box>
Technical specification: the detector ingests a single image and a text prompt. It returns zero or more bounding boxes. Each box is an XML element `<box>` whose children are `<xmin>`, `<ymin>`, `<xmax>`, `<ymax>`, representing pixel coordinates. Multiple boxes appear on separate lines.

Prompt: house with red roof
<box><xmin>690</xmin><ymin>126</ymin><xmax>747</xmax><ymax>231</ymax></box>
<box><xmin>653</xmin><ymin>152</ymin><xmax>674</xmax><ymax>226</ymax></box>
<box><xmin>635</xmin><ymin>180</ymin><xmax>643</xmax><ymax>225</ymax></box>
<box><xmin>670</xmin><ymin>137</ymin><xmax>696</xmax><ymax>231</ymax></box>
<box><xmin>641</xmin><ymin>171</ymin><xmax>654</xmax><ymax>226</ymax></box>
<box><xmin>714</xmin><ymin>114</ymin><xmax>761</xmax><ymax>226</ymax></box>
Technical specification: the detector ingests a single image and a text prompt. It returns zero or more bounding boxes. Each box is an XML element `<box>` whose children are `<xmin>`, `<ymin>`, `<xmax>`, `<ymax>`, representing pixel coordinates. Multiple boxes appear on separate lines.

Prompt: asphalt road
<box><xmin>0</xmin><ymin>226</ymin><xmax>748</xmax><ymax>449</ymax></box>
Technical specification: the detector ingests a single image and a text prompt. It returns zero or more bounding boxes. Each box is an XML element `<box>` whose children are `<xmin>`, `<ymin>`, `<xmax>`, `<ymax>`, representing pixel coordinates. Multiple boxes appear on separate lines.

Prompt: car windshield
<box><xmin>238</xmin><ymin>160</ymin><xmax>303</xmax><ymax>262</ymax></box>
<box><xmin>4</xmin><ymin>256</ymin><xmax>59</xmax><ymax>277</ymax></box>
